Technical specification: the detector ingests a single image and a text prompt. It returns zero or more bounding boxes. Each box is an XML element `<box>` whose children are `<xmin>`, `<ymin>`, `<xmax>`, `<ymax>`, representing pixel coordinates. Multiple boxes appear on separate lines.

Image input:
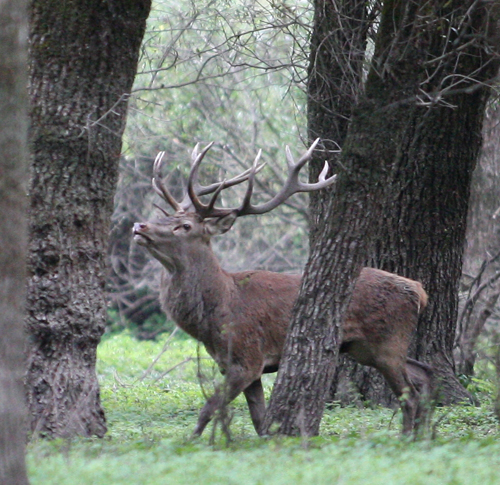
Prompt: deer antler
<box><xmin>236</xmin><ymin>138</ymin><xmax>335</xmax><ymax>216</ymax></box>
<box><xmin>152</xmin><ymin>139</ymin><xmax>335</xmax><ymax>219</ymax></box>
<box><xmin>152</xmin><ymin>152</ymin><xmax>181</xmax><ymax>213</ymax></box>
<box><xmin>152</xmin><ymin>144</ymin><xmax>266</xmax><ymax>216</ymax></box>
<box><xmin>186</xmin><ymin>138</ymin><xmax>337</xmax><ymax>219</ymax></box>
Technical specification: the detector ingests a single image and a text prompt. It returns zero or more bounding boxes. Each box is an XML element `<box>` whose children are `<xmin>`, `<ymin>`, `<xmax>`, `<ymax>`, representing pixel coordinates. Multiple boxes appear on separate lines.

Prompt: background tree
<box><xmin>363</xmin><ymin>1</ymin><xmax>500</xmax><ymax>404</ymax></box>
<box><xmin>0</xmin><ymin>0</ymin><xmax>30</xmax><ymax>482</ymax></box>
<box><xmin>26</xmin><ymin>0</ymin><xmax>151</xmax><ymax>438</ymax></box>
<box><xmin>455</xmin><ymin>102</ymin><xmax>500</xmax><ymax>377</ymax></box>
<box><xmin>263</xmin><ymin>0</ymin><xmax>500</xmax><ymax>436</ymax></box>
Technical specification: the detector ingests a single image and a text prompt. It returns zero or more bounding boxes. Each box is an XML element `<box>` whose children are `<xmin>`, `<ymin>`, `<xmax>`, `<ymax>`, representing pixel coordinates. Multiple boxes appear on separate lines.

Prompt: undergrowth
<box><xmin>27</xmin><ymin>332</ymin><xmax>500</xmax><ymax>485</ymax></box>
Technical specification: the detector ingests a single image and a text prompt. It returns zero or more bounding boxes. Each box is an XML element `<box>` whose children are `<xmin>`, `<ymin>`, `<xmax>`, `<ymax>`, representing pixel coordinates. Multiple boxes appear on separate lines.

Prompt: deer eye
<box><xmin>183</xmin><ymin>223</ymin><xmax>191</xmax><ymax>231</ymax></box>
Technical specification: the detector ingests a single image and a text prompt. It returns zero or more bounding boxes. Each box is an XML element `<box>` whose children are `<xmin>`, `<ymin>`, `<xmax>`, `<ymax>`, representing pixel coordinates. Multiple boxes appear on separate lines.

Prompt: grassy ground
<box><xmin>27</xmin><ymin>332</ymin><xmax>500</xmax><ymax>485</ymax></box>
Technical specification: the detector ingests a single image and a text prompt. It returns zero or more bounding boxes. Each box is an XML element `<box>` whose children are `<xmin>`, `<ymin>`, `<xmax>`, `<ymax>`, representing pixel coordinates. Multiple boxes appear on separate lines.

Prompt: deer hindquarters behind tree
<box><xmin>133</xmin><ymin>139</ymin><xmax>432</xmax><ymax>437</ymax></box>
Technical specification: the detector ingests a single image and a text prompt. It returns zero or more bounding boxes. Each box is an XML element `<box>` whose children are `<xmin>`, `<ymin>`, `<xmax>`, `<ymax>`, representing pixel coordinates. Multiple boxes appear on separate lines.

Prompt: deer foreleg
<box><xmin>193</xmin><ymin>368</ymin><xmax>262</xmax><ymax>437</ymax></box>
<box><xmin>193</xmin><ymin>389</ymin><xmax>225</xmax><ymax>437</ymax></box>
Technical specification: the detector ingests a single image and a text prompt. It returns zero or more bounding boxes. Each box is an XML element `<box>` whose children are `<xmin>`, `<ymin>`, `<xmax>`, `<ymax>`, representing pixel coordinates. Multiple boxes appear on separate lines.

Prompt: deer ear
<box><xmin>205</xmin><ymin>212</ymin><xmax>238</xmax><ymax>236</ymax></box>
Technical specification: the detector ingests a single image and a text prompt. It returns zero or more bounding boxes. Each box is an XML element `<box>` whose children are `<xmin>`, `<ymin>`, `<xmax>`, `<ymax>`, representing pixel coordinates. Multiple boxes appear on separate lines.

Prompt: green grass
<box><xmin>27</xmin><ymin>332</ymin><xmax>500</xmax><ymax>485</ymax></box>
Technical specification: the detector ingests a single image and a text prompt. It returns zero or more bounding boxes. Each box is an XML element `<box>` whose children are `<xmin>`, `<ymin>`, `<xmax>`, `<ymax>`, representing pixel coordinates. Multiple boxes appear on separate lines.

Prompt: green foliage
<box><xmin>27</xmin><ymin>333</ymin><xmax>500</xmax><ymax>485</ymax></box>
<box><xmin>125</xmin><ymin>0</ymin><xmax>311</xmax><ymax>157</ymax></box>
<box><xmin>106</xmin><ymin>308</ymin><xmax>180</xmax><ymax>340</ymax></box>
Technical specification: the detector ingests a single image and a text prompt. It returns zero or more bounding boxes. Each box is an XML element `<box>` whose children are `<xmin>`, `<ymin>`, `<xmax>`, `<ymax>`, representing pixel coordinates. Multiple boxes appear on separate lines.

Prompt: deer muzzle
<box><xmin>132</xmin><ymin>222</ymin><xmax>152</xmax><ymax>244</ymax></box>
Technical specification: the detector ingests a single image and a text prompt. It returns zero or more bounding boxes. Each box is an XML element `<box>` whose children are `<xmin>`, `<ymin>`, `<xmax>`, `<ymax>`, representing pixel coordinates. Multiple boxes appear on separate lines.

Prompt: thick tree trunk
<box><xmin>264</xmin><ymin>0</ymin><xmax>499</xmax><ymax>435</ymax></box>
<box><xmin>26</xmin><ymin>0</ymin><xmax>151</xmax><ymax>438</ymax></box>
<box><xmin>364</xmin><ymin>2</ymin><xmax>499</xmax><ymax>405</ymax></box>
<box><xmin>339</xmin><ymin>89</ymin><xmax>495</xmax><ymax>406</ymax></box>
<box><xmin>0</xmin><ymin>0</ymin><xmax>30</xmax><ymax>482</ymax></box>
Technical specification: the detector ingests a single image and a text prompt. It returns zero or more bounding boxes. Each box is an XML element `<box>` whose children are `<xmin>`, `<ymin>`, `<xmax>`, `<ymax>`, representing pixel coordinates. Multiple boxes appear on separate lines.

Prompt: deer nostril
<box><xmin>133</xmin><ymin>222</ymin><xmax>148</xmax><ymax>232</ymax></box>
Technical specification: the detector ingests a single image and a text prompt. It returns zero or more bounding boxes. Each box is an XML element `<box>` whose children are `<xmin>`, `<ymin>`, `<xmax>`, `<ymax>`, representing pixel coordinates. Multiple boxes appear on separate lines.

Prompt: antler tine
<box><xmin>185</xmin><ymin>144</ymin><xmax>266</xmax><ymax>218</ymax></box>
<box><xmin>186</xmin><ymin>142</ymin><xmax>219</xmax><ymax>216</ymax></box>
<box><xmin>191</xmin><ymin>142</ymin><xmax>201</xmax><ymax>164</ymax></box>
<box><xmin>187</xmin><ymin>142</ymin><xmax>236</xmax><ymax>218</ymax></box>
<box><xmin>236</xmin><ymin>138</ymin><xmax>337</xmax><ymax>217</ymax></box>
<box><xmin>188</xmin><ymin>142</ymin><xmax>214</xmax><ymax>188</ymax></box>
<box><xmin>237</xmin><ymin>149</ymin><xmax>261</xmax><ymax>214</ymax></box>
<box><xmin>285</xmin><ymin>137</ymin><xmax>319</xmax><ymax>169</ymax></box>
<box><xmin>153</xmin><ymin>203</ymin><xmax>171</xmax><ymax>218</ymax></box>
<box><xmin>318</xmin><ymin>161</ymin><xmax>330</xmax><ymax>183</ymax></box>
<box><xmin>152</xmin><ymin>151</ymin><xmax>182</xmax><ymax>213</ymax></box>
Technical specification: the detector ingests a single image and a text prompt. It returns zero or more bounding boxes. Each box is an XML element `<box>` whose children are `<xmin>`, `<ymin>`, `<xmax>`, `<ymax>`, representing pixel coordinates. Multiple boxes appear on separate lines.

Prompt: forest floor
<box><xmin>27</xmin><ymin>332</ymin><xmax>500</xmax><ymax>485</ymax></box>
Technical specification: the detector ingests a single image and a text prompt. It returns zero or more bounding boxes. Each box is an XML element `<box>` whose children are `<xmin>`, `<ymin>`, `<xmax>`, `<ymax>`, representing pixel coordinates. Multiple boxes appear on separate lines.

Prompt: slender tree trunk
<box><xmin>26</xmin><ymin>0</ymin><xmax>151</xmax><ymax>438</ymax></box>
<box><xmin>0</xmin><ymin>0</ymin><xmax>30</xmax><ymax>482</ymax></box>
<box><xmin>262</xmin><ymin>80</ymin><xmax>420</xmax><ymax>436</ymax></box>
<box><xmin>462</xmin><ymin>103</ymin><xmax>500</xmax><ymax>274</ymax></box>
<box><xmin>305</xmin><ymin>0</ymin><xmax>395</xmax><ymax>408</ymax></box>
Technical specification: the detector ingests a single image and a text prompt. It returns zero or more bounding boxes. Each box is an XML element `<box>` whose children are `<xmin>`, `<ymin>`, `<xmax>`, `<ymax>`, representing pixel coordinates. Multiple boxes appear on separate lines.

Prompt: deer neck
<box><xmin>159</xmin><ymin>241</ymin><xmax>232</xmax><ymax>342</ymax></box>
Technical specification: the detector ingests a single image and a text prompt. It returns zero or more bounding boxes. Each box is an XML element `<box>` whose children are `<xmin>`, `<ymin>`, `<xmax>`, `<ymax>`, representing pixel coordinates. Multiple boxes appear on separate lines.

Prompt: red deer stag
<box><xmin>133</xmin><ymin>139</ymin><xmax>432</xmax><ymax>437</ymax></box>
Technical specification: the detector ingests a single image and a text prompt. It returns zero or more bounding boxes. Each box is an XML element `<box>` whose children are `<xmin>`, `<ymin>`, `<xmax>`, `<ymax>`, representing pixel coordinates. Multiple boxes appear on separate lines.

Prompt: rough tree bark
<box><xmin>365</xmin><ymin>1</ymin><xmax>500</xmax><ymax>404</ymax></box>
<box><xmin>0</xmin><ymin>0</ymin><xmax>30</xmax><ymax>482</ymax></box>
<box><xmin>263</xmin><ymin>0</ymin><xmax>500</xmax><ymax>435</ymax></box>
<box><xmin>307</xmin><ymin>0</ymin><xmax>371</xmax><ymax>232</ymax></box>
<box><xmin>317</xmin><ymin>0</ymin><xmax>500</xmax><ymax>407</ymax></box>
<box><xmin>305</xmin><ymin>0</ymin><xmax>392</xmax><ymax>407</ymax></box>
<box><xmin>26</xmin><ymin>0</ymin><xmax>151</xmax><ymax>438</ymax></box>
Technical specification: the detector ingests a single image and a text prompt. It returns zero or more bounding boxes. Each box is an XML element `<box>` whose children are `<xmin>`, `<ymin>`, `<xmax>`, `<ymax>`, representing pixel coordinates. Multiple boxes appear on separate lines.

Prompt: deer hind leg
<box><xmin>243</xmin><ymin>378</ymin><xmax>266</xmax><ymax>435</ymax></box>
<box><xmin>405</xmin><ymin>358</ymin><xmax>433</xmax><ymax>433</ymax></box>
<box><xmin>377</xmin><ymin>362</ymin><xmax>420</xmax><ymax>435</ymax></box>
<box><xmin>342</xmin><ymin>341</ymin><xmax>418</xmax><ymax>433</ymax></box>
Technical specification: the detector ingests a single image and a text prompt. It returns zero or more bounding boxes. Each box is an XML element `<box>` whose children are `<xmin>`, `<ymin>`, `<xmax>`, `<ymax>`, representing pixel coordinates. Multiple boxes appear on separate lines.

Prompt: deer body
<box><xmin>134</xmin><ymin>141</ymin><xmax>432</xmax><ymax>437</ymax></box>
<box><xmin>162</xmin><ymin>266</ymin><xmax>299</xmax><ymax>374</ymax></box>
